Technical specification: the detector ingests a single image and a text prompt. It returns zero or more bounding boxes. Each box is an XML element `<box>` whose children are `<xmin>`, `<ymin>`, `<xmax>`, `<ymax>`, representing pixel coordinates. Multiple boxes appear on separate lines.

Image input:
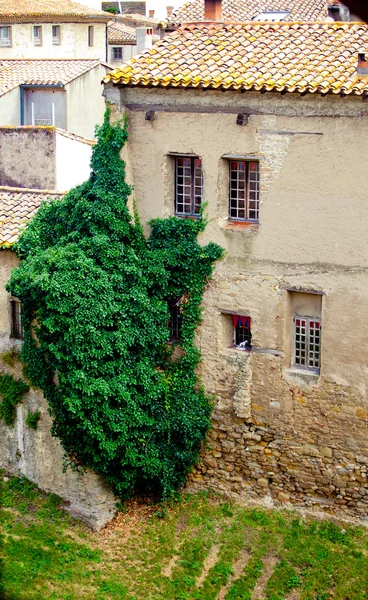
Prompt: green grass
<box><xmin>1</xmin><ymin>473</ymin><xmax>367</xmax><ymax>600</ymax></box>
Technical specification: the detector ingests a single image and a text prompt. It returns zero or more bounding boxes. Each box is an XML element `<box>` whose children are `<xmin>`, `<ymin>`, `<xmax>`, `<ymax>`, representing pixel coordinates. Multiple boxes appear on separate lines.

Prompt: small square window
<box><xmin>0</xmin><ymin>26</ymin><xmax>11</xmax><ymax>47</ymax></box>
<box><xmin>175</xmin><ymin>156</ymin><xmax>203</xmax><ymax>217</ymax></box>
<box><xmin>112</xmin><ymin>46</ymin><xmax>123</xmax><ymax>60</ymax></box>
<box><xmin>52</xmin><ymin>25</ymin><xmax>61</xmax><ymax>45</ymax></box>
<box><xmin>33</xmin><ymin>25</ymin><xmax>42</xmax><ymax>46</ymax></box>
<box><xmin>88</xmin><ymin>25</ymin><xmax>94</xmax><ymax>47</ymax></box>
<box><xmin>292</xmin><ymin>314</ymin><xmax>321</xmax><ymax>372</ymax></box>
<box><xmin>10</xmin><ymin>299</ymin><xmax>23</xmax><ymax>340</ymax></box>
<box><xmin>232</xmin><ymin>314</ymin><xmax>252</xmax><ymax>350</ymax></box>
<box><xmin>168</xmin><ymin>297</ymin><xmax>183</xmax><ymax>340</ymax></box>
<box><xmin>229</xmin><ymin>161</ymin><xmax>260</xmax><ymax>222</ymax></box>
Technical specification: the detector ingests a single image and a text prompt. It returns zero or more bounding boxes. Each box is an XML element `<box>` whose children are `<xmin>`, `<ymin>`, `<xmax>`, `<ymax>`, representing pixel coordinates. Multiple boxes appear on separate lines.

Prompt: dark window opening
<box><xmin>10</xmin><ymin>299</ymin><xmax>23</xmax><ymax>340</ymax></box>
<box><xmin>175</xmin><ymin>156</ymin><xmax>203</xmax><ymax>217</ymax></box>
<box><xmin>88</xmin><ymin>25</ymin><xmax>94</xmax><ymax>47</ymax></box>
<box><xmin>168</xmin><ymin>297</ymin><xmax>183</xmax><ymax>340</ymax></box>
<box><xmin>233</xmin><ymin>314</ymin><xmax>252</xmax><ymax>349</ymax></box>
<box><xmin>112</xmin><ymin>46</ymin><xmax>123</xmax><ymax>60</ymax></box>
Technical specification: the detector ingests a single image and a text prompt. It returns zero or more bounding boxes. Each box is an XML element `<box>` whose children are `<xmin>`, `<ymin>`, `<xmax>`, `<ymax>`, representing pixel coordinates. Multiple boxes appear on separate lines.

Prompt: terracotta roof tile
<box><xmin>165</xmin><ymin>0</ymin><xmax>328</xmax><ymax>27</ymax></box>
<box><xmin>108</xmin><ymin>22</ymin><xmax>136</xmax><ymax>45</ymax></box>
<box><xmin>0</xmin><ymin>187</ymin><xmax>64</xmax><ymax>247</ymax></box>
<box><xmin>105</xmin><ymin>22</ymin><xmax>368</xmax><ymax>96</ymax></box>
<box><xmin>0</xmin><ymin>59</ymin><xmax>102</xmax><ymax>97</ymax></box>
<box><xmin>0</xmin><ymin>0</ymin><xmax>110</xmax><ymax>21</ymax></box>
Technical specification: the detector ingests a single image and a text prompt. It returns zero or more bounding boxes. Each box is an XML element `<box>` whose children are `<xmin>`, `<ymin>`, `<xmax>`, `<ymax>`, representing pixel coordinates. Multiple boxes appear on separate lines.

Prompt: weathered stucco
<box><xmin>0</xmin><ymin>23</ymin><xmax>107</xmax><ymax>61</ymax></box>
<box><xmin>0</xmin><ymin>251</ymin><xmax>116</xmax><ymax>529</ymax></box>
<box><xmin>104</xmin><ymin>84</ymin><xmax>368</xmax><ymax>519</ymax></box>
<box><xmin>66</xmin><ymin>65</ymin><xmax>109</xmax><ymax>138</ymax></box>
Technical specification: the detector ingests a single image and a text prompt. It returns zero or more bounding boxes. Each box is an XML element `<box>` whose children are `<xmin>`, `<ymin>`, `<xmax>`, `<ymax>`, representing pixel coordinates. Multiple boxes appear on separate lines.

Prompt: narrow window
<box><xmin>232</xmin><ymin>315</ymin><xmax>252</xmax><ymax>349</ymax></box>
<box><xmin>88</xmin><ymin>25</ymin><xmax>94</xmax><ymax>47</ymax></box>
<box><xmin>175</xmin><ymin>157</ymin><xmax>203</xmax><ymax>217</ymax></box>
<box><xmin>10</xmin><ymin>299</ymin><xmax>23</xmax><ymax>340</ymax></box>
<box><xmin>292</xmin><ymin>315</ymin><xmax>321</xmax><ymax>372</ymax></box>
<box><xmin>33</xmin><ymin>25</ymin><xmax>42</xmax><ymax>46</ymax></box>
<box><xmin>0</xmin><ymin>26</ymin><xmax>11</xmax><ymax>47</ymax></box>
<box><xmin>229</xmin><ymin>161</ymin><xmax>259</xmax><ymax>221</ymax></box>
<box><xmin>52</xmin><ymin>25</ymin><xmax>61</xmax><ymax>45</ymax></box>
<box><xmin>112</xmin><ymin>46</ymin><xmax>123</xmax><ymax>60</ymax></box>
<box><xmin>168</xmin><ymin>298</ymin><xmax>183</xmax><ymax>340</ymax></box>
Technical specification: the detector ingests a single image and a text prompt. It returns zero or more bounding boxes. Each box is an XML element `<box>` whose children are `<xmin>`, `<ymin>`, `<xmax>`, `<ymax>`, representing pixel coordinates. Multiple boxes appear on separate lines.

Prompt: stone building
<box><xmin>0</xmin><ymin>0</ymin><xmax>110</xmax><ymax>61</ymax></box>
<box><xmin>104</xmin><ymin>12</ymin><xmax>368</xmax><ymax>519</ymax></box>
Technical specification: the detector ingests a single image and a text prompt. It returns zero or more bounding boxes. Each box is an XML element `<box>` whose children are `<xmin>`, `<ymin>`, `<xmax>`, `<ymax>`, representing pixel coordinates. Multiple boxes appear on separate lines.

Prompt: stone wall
<box><xmin>0</xmin><ymin>360</ymin><xmax>117</xmax><ymax>529</ymax></box>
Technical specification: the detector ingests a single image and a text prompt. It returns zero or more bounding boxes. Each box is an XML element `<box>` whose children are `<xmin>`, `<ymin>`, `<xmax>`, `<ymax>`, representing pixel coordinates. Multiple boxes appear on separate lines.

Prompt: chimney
<box><xmin>136</xmin><ymin>26</ymin><xmax>153</xmax><ymax>53</ymax></box>
<box><xmin>166</xmin><ymin>6</ymin><xmax>174</xmax><ymax>17</ymax></box>
<box><xmin>358</xmin><ymin>53</ymin><xmax>368</xmax><ymax>75</ymax></box>
<box><xmin>149</xmin><ymin>9</ymin><xmax>155</xmax><ymax>18</ymax></box>
<box><xmin>204</xmin><ymin>0</ymin><xmax>222</xmax><ymax>20</ymax></box>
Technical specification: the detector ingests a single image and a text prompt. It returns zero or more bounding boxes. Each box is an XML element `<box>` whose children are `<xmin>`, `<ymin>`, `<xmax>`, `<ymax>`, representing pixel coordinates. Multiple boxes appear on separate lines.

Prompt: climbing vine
<box><xmin>7</xmin><ymin>108</ymin><xmax>223</xmax><ymax>499</ymax></box>
<box><xmin>0</xmin><ymin>373</ymin><xmax>29</xmax><ymax>426</ymax></box>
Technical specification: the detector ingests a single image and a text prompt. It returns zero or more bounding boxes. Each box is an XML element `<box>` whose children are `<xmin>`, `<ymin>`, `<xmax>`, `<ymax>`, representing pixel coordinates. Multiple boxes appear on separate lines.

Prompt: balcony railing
<box><xmin>34</xmin><ymin>37</ymin><xmax>42</xmax><ymax>46</ymax></box>
<box><xmin>52</xmin><ymin>36</ymin><xmax>60</xmax><ymax>45</ymax></box>
<box><xmin>0</xmin><ymin>38</ymin><xmax>11</xmax><ymax>47</ymax></box>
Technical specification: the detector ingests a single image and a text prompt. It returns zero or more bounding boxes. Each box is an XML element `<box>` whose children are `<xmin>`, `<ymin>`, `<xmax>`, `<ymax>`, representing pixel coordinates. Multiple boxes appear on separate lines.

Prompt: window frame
<box><xmin>52</xmin><ymin>25</ymin><xmax>61</xmax><ymax>46</ymax></box>
<box><xmin>292</xmin><ymin>314</ymin><xmax>321</xmax><ymax>373</ymax></box>
<box><xmin>88</xmin><ymin>25</ymin><xmax>94</xmax><ymax>47</ymax></box>
<box><xmin>10</xmin><ymin>299</ymin><xmax>23</xmax><ymax>340</ymax></box>
<box><xmin>112</xmin><ymin>46</ymin><xmax>123</xmax><ymax>60</ymax></box>
<box><xmin>0</xmin><ymin>25</ymin><xmax>12</xmax><ymax>47</ymax></box>
<box><xmin>33</xmin><ymin>25</ymin><xmax>42</xmax><ymax>47</ymax></box>
<box><xmin>174</xmin><ymin>156</ymin><xmax>203</xmax><ymax>218</ymax></box>
<box><xmin>232</xmin><ymin>314</ymin><xmax>252</xmax><ymax>350</ymax></box>
<box><xmin>229</xmin><ymin>160</ymin><xmax>260</xmax><ymax>222</ymax></box>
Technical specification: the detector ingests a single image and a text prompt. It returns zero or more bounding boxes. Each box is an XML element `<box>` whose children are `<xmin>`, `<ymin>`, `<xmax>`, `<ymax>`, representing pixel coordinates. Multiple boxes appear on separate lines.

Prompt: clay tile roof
<box><xmin>165</xmin><ymin>0</ymin><xmax>328</xmax><ymax>27</ymax></box>
<box><xmin>0</xmin><ymin>0</ymin><xmax>110</xmax><ymax>22</ymax></box>
<box><xmin>105</xmin><ymin>22</ymin><xmax>368</xmax><ymax>96</ymax></box>
<box><xmin>108</xmin><ymin>22</ymin><xmax>136</xmax><ymax>45</ymax></box>
<box><xmin>0</xmin><ymin>187</ymin><xmax>64</xmax><ymax>248</ymax></box>
<box><xmin>0</xmin><ymin>59</ymin><xmax>103</xmax><ymax>97</ymax></box>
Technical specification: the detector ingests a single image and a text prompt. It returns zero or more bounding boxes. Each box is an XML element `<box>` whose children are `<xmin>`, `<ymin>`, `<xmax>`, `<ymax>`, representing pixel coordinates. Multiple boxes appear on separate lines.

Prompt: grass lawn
<box><xmin>1</xmin><ymin>473</ymin><xmax>367</xmax><ymax>600</ymax></box>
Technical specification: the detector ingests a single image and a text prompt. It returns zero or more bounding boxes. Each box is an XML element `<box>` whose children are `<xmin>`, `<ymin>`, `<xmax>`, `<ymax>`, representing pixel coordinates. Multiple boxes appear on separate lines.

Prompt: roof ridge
<box><xmin>0</xmin><ymin>186</ymin><xmax>65</xmax><ymax>194</ymax></box>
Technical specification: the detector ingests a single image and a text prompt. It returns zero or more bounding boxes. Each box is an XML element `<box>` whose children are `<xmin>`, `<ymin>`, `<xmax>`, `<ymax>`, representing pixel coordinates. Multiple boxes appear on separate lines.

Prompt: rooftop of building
<box><xmin>164</xmin><ymin>0</ymin><xmax>329</xmax><ymax>28</ymax></box>
<box><xmin>0</xmin><ymin>186</ymin><xmax>64</xmax><ymax>248</ymax></box>
<box><xmin>105</xmin><ymin>21</ymin><xmax>368</xmax><ymax>97</ymax></box>
<box><xmin>0</xmin><ymin>0</ymin><xmax>111</xmax><ymax>23</ymax></box>
<box><xmin>0</xmin><ymin>59</ymin><xmax>106</xmax><ymax>97</ymax></box>
<box><xmin>108</xmin><ymin>21</ymin><xmax>137</xmax><ymax>45</ymax></box>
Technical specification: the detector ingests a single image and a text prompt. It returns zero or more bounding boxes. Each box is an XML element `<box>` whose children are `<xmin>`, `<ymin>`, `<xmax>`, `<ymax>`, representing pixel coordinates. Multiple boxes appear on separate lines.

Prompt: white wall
<box><xmin>66</xmin><ymin>64</ymin><xmax>109</xmax><ymax>138</ymax></box>
<box><xmin>55</xmin><ymin>131</ymin><xmax>93</xmax><ymax>191</ymax></box>
<box><xmin>0</xmin><ymin>87</ymin><xmax>20</xmax><ymax>126</ymax></box>
<box><xmin>0</xmin><ymin>22</ymin><xmax>107</xmax><ymax>61</ymax></box>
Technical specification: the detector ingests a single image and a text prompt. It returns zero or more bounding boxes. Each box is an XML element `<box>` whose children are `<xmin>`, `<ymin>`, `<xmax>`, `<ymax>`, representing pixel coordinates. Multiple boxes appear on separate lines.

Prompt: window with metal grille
<box><xmin>52</xmin><ymin>25</ymin><xmax>61</xmax><ymax>45</ymax></box>
<box><xmin>292</xmin><ymin>315</ymin><xmax>321</xmax><ymax>372</ymax></box>
<box><xmin>33</xmin><ymin>25</ymin><xmax>42</xmax><ymax>46</ymax></box>
<box><xmin>88</xmin><ymin>25</ymin><xmax>94</xmax><ymax>47</ymax></box>
<box><xmin>10</xmin><ymin>299</ymin><xmax>23</xmax><ymax>340</ymax></box>
<box><xmin>0</xmin><ymin>26</ymin><xmax>11</xmax><ymax>47</ymax></box>
<box><xmin>232</xmin><ymin>315</ymin><xmax>252</xmax><ymax>349</ymax></box>
<box><xmin>112</xmin><ymin>47</ymin><xmax>123</xmax><ymax>60</ymax></box>
<box><xmin>168</xmin><ymin>298</ymin><xmax>183</xmax><ymax>340</ymax></box>
<box><xmin>229</xmin><ymin>161</ymin><xmax>260</xmax><ymax>221</ymax></box>
<box><xmin>175</xmin><ymin>157</ymin><xmax>203</xmax><ymax>217</ymax></box>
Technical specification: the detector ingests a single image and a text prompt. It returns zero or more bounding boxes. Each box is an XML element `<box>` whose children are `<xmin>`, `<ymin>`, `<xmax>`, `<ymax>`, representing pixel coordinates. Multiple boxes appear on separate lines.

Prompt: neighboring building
<box><xmin>104</xmin><ymin>17</ymin><xmax>368</xmax><ymax>518</ymax></box>
<box><xmin>0</xmin><ymin>59</ymin><xmax>110</xmax><ymax>138</ymax></box>
<box><xmin>163</xmin><ymin>0</ymin><xmax>329</xmax><ymax>31</ymax></box>
<box><xmin>0</xmin><ymin>0</ymin><xmax>111</xmax><ymax>62</ymax></box>
<box><xmin>108</xmin><ymin>21</ymin><xmax>137</xmax><ymax>63</ymax></box>
<box><xmin>102</xmin><ymin>1</ymin><xmax>146</xmax><ymax>14</ymax></box>
<box><xmin>328</xmin><ymin>0</ymin><xmax>362</xmax><ymax>21</ymax></box>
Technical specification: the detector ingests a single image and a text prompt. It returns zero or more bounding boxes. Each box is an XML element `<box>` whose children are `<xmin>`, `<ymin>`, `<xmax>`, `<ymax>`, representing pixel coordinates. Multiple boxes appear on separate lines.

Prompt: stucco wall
<box><xmin>0</xmin><ymin>127</ymin><xmax>56</xmax><ymax>189</ymax></box>
<box><xmin>0</xmin><ymin>87</ymin><xmax>20</xmax><ymax>127</ymax></box>
<box><xmin>0</xmin><ymin>251</ymin><xmax>116</xmax><ymax>528</ymax></box>
<box><xmin>105</xmin><ymin>85</ymin><xmax>368</xmax><ymax>519</ymax></box>
<box><xmin>66</xmin><ymin>65</ymin><xmax>109</xmax><ymax>138</ymax></box>
<box><xmin>0</xmin><ymin>23</ymin><xmax>107</xmax><ymax>61</ymax></box>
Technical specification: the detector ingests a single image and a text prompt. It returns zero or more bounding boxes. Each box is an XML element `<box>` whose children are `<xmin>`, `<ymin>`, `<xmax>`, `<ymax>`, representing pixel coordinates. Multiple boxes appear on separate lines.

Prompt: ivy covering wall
<box><xmin>7</xmin><ymin>109</ymin><xmax>223</xmax><ymax>499</ymax></box>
